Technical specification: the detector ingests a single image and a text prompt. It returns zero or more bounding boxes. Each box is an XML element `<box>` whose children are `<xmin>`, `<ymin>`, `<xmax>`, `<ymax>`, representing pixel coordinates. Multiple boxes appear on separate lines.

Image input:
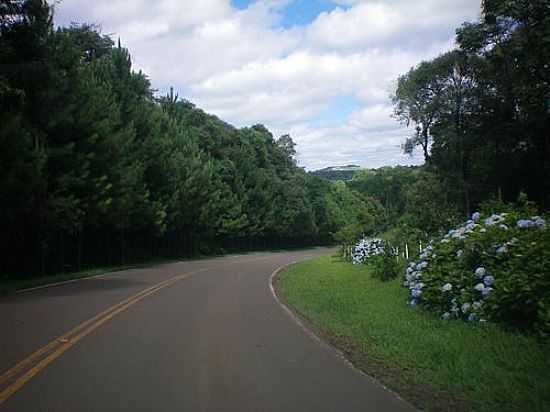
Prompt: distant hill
<box><xmin>309</xmin><ymin>165</ymin><xmax>362</xmax><ymax>181</ymax></box>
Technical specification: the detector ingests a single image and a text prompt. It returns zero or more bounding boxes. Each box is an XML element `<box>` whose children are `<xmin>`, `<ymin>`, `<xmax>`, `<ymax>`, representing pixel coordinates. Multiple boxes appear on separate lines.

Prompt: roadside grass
<box><xmin>276</xmin><ymin>255</ymin><xmax>550</xmax><ymax>412</ymax></box>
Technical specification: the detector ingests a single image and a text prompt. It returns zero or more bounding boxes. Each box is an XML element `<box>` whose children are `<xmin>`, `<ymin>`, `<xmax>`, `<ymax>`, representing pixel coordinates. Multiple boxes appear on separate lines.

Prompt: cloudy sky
<box><xmin>53</xmin><ymin>0</ymin><xmax>481</xmax><ymax>170</ymax></box>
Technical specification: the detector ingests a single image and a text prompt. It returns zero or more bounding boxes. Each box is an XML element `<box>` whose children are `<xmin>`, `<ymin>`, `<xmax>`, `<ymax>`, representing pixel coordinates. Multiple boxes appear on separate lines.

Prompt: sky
<box><xmin>53</xmin><ymin>0</ymin><xmax>482</xmax><ymax>170</ymax></box>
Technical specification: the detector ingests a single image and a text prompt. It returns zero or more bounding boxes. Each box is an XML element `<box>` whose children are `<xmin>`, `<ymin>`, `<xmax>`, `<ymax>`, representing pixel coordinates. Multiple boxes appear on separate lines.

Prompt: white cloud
<box><xmin>52</xmin><ymin>0</ymin><xmax>481</xmax><ymax>170</ymax></box>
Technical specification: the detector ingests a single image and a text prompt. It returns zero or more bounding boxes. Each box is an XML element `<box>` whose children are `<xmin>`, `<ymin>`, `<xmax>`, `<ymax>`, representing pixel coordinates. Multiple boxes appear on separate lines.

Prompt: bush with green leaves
<box><xmin>404</xmin><ymin>208</ymin><xmax>550</xmax><ymax>337</ymax></box>
<box><xmin>351</xmin><ymin>237</ymin><xmax>384</xmax><ymax>265</ymax></box>
<box><xmin>371</xmin><ymin>242</ymin><xmax>400</xmax><ymax>281</ymax></box>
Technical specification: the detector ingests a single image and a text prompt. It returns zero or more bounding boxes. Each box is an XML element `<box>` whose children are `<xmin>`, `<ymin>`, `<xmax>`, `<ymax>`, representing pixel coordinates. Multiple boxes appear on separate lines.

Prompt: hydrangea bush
<box><xmin>351</xmin><ymin>237</ymin><xmax>384</xmax><ymax>265</ymax></box>
<box><xmin>404</xmin><ymin>210</ymin><xmax>550</xmax><ymax>337</ymax></box>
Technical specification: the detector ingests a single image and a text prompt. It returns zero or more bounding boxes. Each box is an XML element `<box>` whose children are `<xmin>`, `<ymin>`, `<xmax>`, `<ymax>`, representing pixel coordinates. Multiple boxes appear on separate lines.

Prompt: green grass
<box><xmin>276</xmin><ymin>255</ymin><xmax>550</xmax><ymax>412</ymax></box>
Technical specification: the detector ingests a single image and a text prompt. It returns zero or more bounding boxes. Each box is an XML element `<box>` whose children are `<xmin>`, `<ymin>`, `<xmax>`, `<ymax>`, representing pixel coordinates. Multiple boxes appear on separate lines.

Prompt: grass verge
<box><xmin>275</xmin><ymin>255</ymin><xmax>550</xmax><ymax>412</ymax></box>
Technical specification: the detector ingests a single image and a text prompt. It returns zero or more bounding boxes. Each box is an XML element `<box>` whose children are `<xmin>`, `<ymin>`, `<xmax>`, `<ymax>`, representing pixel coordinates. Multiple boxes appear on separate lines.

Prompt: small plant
<box><xmin>351</xmin><ymin>237</ymin><xmax>384</xmax><ymax>264</ymax></box>
<box><xmin>372</xmin><ymin>241</ymin><xmax>400</xmax><ymax>281</ymax></box>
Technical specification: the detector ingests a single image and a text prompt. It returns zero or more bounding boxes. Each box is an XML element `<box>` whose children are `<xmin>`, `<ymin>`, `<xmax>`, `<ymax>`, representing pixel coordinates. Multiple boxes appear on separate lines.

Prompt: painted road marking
<box><xmin>0</xmin><ymin>254</ymin><xmax>276</xmax><ymax>406</ymax></box>
<box><xmin>0</xmin><ymin>269</ymin><xmax>205</xmax><ymax>406</ymax></box>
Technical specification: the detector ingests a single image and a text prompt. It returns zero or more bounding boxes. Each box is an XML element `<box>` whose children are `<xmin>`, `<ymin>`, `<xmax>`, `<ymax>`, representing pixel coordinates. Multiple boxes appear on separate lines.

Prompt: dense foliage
<box><xmin>404</xmin><ymin>204</ymin><xmax>550</xmax><ymax>336</ymax></box>
<box><xmin>309</xmin><ymin>165</ymin><xmax>361</xmax><ymax>181</ymax></box>
<box><xmin>340</xmin><ymin>1</ymin><xmax>550</xmax><ymax>337</ymax></box>
<box><xmin>0</xmin><ymin>0</ymin><xmax>375</xmax><ymax>278</ymax></box>
<box><xmin>393</xmin><ymin>0</ymin><xmax>550</xmax><ymax>216</ymax></box>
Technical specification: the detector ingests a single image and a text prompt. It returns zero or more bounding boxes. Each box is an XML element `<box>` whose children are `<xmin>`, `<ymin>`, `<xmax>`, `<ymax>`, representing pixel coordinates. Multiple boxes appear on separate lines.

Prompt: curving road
<box><xmin>0</xmin><ymin>249</ymin><xmax>414</xmax><ymax>412</ymax></box>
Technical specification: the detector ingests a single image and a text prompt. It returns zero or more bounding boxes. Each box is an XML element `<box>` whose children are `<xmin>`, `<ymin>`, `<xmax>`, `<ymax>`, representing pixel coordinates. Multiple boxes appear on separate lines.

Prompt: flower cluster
<box><xmin>351</xmin><ymin>237</ymin><xmax>384</xmax><ymax>265</ymax></box>
<box><xmin>403</xmin><ymin>210</ymin><xmax>550</xmax><ymax>331</ymax></box>
<box><xmin>403</xmin><ymin>245</ymin><xmax>433</xmax><ymax>306</ymax></box>
<box><xmin>516</xmin><ymin>216</ymin><xmax>546</xmax><ymax>229</ymax></box>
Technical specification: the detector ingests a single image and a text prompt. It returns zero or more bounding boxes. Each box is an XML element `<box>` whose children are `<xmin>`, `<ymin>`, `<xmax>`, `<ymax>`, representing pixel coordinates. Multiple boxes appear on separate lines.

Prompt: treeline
<box><xmin>345</xmin><ymin>166</ymin><xmax>462</xmax><ymax>244</ymax></box>
<box><xmin>393</xmin><ymin>0</ymin><xmax>550</xmax><ymax>216</ymax></box>
<box><xmin>0</xmin><ymin>0</ymin><xmax>371</xmax><ymax>277</ymax></box>
<box><xmin>309</xmin><ymin>166</ymin><xmax>361</xmax><ymax>181</ymax></box>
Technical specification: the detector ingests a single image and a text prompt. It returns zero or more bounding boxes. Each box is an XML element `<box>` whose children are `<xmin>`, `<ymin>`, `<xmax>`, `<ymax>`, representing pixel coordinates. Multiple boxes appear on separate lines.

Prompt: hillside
<box><xmin>309</xmin><ymin>165</ymin><xmax>362</xmax><ymax>181</ymax></box>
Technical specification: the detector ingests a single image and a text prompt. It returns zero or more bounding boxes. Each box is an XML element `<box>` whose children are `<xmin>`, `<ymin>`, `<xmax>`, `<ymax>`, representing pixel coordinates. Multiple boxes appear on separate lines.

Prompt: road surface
<box><xmin>0</xmin><ymin>249</ymin><xmax>414</xmax><ymax>411</ymax></box>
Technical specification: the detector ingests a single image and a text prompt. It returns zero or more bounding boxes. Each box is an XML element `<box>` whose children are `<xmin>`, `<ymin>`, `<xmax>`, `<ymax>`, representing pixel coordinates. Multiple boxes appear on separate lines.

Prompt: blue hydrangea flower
<box><xmin>483</xmin><ymin>275</ymin><xmax>494</xmax><ymax>286</ymax></box>
<box><xmin>472</xmin><ymin>212</ymin><xmax>481</xmax><ymax>221</ymax></box>
<box><xmin>411</xmin><ymin>289</ymin><xmax>422</xmax><ymax>298</ymax></box>
<box><xmin>496</xmin><ymin>245</ymin><xmax>508</xmax><ymax>254</ymax></box>
<box><xmin>534</xmin><ymin>217</ymin><xmax>546</xmax><ymax>227</ymax></box>
<box><xmin>441</xmin><ymin>283</ymin><xmax>453</xmax><ymax>292</ymax></box>
<box><xmin>416</xmin><ymin>261</ymin><xmax>428</xmax><ymax>270</ymax></box>
<box><xmin>475</xmin><ymin>267</ymin><xmax>487</xmax><ymax>278</ymax></box>
<box><xmin>485</xmin><ymin>214</ymin><xmax>505</xmax><ymax>226</ymax></box>
<box><xmin>517</xmin><ymin>219</ymin><xmax>534</xmax><ymax>229</ymax></box>
<box><xmin>441</xmin><ymin>312</ymin><xmax>451</xmax><ymax>320</ymax></box>
<box><xmin>481</xmin><ymin>287</ymin><xmax>493</xmax><ymax>297</ymax></box>
<box><xmin>468</xmin><ymin>313</ymin><xmax>478</xmax><ymax>322</ymax></box>
<box><xmin>474</xmin><ymin>283</ymin><xmax>485</xmax><ymax>292</ymax></box>
<box><xmin>461</xmin><ymin>302</ymin><xmax>471</xmax><ymax>313</ymax></box>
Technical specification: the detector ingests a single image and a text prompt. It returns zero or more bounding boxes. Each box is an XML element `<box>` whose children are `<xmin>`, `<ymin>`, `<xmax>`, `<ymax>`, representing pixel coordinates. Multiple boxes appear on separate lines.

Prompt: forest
<box><xmin>1</xmin><ymin>0</ymin><xmax>549</xmax><ymax>280</ymax></box>
<box><xmin>393</xmin><ymin>0</ymin><xmax>550</xmax><ymax>217</ymax></box>
<box><xmin>0</xmin><ymin>0</ymin><xmax>375</xmax><ymax>277</ymax></box>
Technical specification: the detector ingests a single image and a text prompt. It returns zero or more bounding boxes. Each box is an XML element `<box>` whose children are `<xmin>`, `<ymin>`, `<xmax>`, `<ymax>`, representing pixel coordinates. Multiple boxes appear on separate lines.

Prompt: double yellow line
<box><xmin>0</xmin><ymin>268</ymin><xmax>205</xmax><ymax>406</ymax></box>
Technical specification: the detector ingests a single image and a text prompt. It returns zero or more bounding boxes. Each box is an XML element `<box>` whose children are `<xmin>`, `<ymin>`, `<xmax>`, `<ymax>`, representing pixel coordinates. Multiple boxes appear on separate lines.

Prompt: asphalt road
<box><xmin>0</xmin><ymin>249</ymin><xmax>415</xmax><ymax>412</ymax></box>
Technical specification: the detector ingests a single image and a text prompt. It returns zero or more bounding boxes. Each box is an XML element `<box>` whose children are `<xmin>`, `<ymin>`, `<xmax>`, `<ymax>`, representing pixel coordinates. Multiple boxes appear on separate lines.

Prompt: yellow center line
<box><xmin>0</xmin><ymin>254</ymin><xmax>276</xmax><ymax>406</ymax></box>
<box><xmin>0</xmin><ymin>269</ymin><xmax>205</xmax><ymax>406</ymax></box>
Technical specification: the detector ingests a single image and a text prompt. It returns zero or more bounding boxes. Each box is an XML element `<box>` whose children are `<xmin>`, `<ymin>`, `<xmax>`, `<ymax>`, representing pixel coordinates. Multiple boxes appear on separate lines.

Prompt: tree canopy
<box><xmin>392</xmin><ymin>0</ymin><xmax>550</xmax><ymax>216</ymax></box>
<box><xmin>0</xmin><ymin>0</ymin><xmax>378</xmax><ymax>277</ymax></box>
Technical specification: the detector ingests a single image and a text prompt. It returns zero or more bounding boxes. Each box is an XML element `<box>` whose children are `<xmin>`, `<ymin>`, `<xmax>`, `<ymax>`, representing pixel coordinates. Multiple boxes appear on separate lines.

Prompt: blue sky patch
<box><xmin>309</xmin><ymin>95</ymin><xmax>361</xmax><ymax>128</ymax></box>
<box><xmin>231</xmin><ymin>0</ymin><xmax>344</xmax><ymax>27</ymax></box>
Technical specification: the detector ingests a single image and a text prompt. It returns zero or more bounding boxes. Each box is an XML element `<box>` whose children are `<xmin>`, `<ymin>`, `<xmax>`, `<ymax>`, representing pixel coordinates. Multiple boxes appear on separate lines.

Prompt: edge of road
<box><xmin>10</xmin><ymin>249</ymin><xmax>313</xmax><ymax>296</ymax></box>
<box><xmin>14</xmin><ymin>271</ymin><xmax>121</xmax><ymax>295</ymax></box>
<box><xmin>269</xmin><ymin>259</ymin><xmax>417</xmax><ymax>411</ymax></box>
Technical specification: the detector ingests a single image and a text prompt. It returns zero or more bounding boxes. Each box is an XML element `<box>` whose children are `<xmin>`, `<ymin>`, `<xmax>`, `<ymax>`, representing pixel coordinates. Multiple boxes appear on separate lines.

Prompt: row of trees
<box><xmin>343</xmin><ymin>167</ymin><xmax>460</xmax><ymax>247</ymax></box>
<box><xmin>0</xmin><ymin>0</ymin><xmax>375</xmax><ymax>277</ymax></box>
<box><xmin>393</xmin><ymin>0</ymin><xmax>550</xmax><ymax>216</ymax></box>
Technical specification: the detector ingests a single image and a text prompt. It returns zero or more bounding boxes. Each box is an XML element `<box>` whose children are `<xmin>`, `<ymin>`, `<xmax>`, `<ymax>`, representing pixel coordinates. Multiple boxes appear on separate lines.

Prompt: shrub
<box><xmin>371</xmin><ymin>242</ymin><xmax>400</xmax><ymax>281</ymax></box>
<box><xmin>351</xmin><ymin>237</ymin><xmax>384</xmax><ymax>265</ymax></box>
<box><xmin>403</xmin><ymin>209</ymin><xmax>550</xmax><ymax>337</ymax></box>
